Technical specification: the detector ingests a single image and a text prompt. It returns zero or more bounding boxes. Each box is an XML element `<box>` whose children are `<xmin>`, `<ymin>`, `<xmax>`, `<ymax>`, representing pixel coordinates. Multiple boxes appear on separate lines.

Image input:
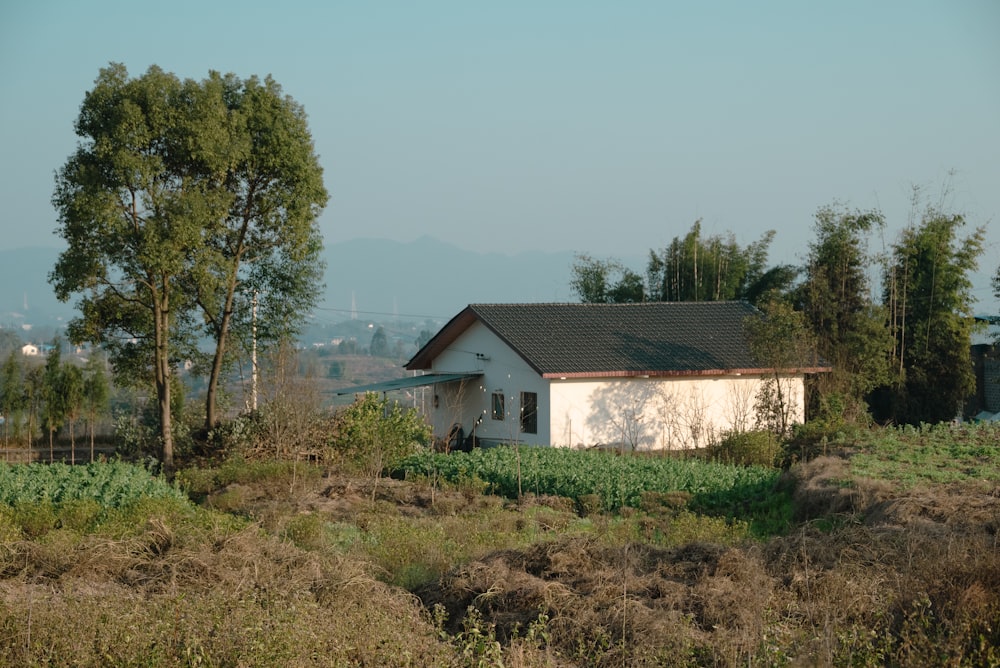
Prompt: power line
<box><xmin>312</xmin><ymin>304</ymin><xmax>447</xmax><ymax>320</ymax></box>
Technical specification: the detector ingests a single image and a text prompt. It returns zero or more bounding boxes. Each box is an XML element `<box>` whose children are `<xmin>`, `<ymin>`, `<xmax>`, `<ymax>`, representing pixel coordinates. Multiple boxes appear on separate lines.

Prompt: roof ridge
<box><xmin>470</xmin><ymin>300</ymin><xmax>751</xmax><ymax>307</ymax></box>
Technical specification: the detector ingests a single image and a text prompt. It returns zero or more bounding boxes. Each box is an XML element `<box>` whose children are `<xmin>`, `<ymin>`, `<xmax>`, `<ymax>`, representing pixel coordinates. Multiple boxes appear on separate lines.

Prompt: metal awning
<box><xmin>333</xmin><ymin>372</ymin><xmax>482</xmax><ymax>396</ymax></box>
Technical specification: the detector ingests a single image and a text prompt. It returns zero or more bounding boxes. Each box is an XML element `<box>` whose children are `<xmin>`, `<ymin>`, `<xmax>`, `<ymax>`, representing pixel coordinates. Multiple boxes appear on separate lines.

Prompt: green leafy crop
<box><xmin>0</xmin><ymin>461</ymin><xmax>187</xmax><ymax>507</ymax></box>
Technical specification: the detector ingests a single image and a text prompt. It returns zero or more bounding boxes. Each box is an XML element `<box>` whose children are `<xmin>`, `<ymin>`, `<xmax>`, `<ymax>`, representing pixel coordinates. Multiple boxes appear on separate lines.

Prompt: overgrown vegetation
<box><xmin>2</xmin><ymin>420</ymin><xmax>999</xmax><ymax>665</ymax></box>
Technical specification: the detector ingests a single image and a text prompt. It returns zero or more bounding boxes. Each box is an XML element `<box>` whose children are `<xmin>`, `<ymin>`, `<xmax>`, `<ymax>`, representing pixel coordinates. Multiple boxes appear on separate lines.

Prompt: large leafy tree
<box><xmin>798</xmin><ymin>205</ymin><xmax>893</xmax><ymax>421</ymax></box>
<box><xmin>52</xmin><ymin>64</ymin><xmax>210</xmax><ymax>470</ymax></box>
<box><xmin>181</xmin><ymin>72</ymin><xmax>327</xmax><ymax>432</ymax></box>
<box><xmin>51</xmin><ymin>64</ymin><xmax>327</xmax><ymax>469</ymax></box>
<box><xmin>880</xmin><ymin>207</ymin><xmax>984</xmax><ymax>424</ymax></box>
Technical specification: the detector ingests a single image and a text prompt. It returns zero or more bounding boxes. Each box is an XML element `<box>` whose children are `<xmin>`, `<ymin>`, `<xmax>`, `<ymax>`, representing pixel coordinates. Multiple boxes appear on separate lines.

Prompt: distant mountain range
<box><xmin>321</xmin><ymin>236</ymin><xmax>579</xmax><ymax>321</ymax></box>
<box><xmin>5</xmin><ymin>240</ymin><xmax>997</xmax><ymax>343</ymax></box>
<box><xmin>0</xmin><ymin>238</ymin><xmax>582</xmax><ymax>333</ymax></box>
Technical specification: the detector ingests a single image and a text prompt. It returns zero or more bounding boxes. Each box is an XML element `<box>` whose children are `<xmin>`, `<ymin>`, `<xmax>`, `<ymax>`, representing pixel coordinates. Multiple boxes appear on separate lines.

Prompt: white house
<box><xmin>20</xmin><ymin>343</ymin><xmax>39</xmax><ymax>357</ymax></box>
<box><xmin>341</xmin><ymin>302</ymin><xmax>827</xmax><ymax>450</ymax></box>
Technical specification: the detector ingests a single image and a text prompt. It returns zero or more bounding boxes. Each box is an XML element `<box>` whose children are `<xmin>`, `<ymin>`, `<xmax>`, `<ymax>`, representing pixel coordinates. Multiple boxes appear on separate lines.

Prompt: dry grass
<box><xmin>1</xmin><ymin>448</ymin><xmax>999</xmax><ymax>666</ymax></box>
<box><xmin>0</xmin><ymin>510</ymin><xmax>454</xmax><ymax>667</ymax></box>
<box><xmin>415</xmin><ymin>450</ymin><xmax>1000</xmax><ymax>666</ymax></box>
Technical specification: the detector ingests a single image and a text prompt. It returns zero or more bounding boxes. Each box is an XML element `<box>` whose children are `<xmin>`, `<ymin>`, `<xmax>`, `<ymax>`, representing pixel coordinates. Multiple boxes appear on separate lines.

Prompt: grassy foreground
<box><xmin>0</xmin><ymin>425</ymin><xmax>998</xmax><ymax>666</ymax></box>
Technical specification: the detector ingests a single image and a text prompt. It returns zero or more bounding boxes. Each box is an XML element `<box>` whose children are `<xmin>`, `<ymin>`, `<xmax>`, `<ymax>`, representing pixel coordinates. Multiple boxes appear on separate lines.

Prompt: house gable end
<box><xmin>406</xmin><ymin>307</ymin><xmax>478</xmax><ymax>370</ymax></box>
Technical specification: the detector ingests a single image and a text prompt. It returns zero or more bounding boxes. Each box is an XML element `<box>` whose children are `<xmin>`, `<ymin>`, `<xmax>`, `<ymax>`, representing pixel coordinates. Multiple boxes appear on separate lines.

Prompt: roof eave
<box><xmin>543</xmin><ymin>366</ymin><xmax>832</xmax><ymax>379</ymax></box>
<box><xmin>405</xmin><ymin>306</ymin><xmax>478</xmax><ymax>370</ymax></box>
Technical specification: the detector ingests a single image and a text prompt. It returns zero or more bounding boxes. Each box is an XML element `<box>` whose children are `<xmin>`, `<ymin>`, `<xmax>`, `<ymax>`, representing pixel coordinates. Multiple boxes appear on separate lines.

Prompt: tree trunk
<box><xmin>204</xmin><ymin>284</ymin><xmax>237</xmax><ymax>432</ymax></box>
<box><xmin>153</xmin><ymin>283</ymin><xmax>174</xmax><ymax>472</ymax></box>
<box><xmin>203</xmin><ymin>230</ymin><xmax>247</xmax><ymax>434</ymax></box>
<box><xmin>157</xmin><ymin>373</ymin><xmax>173</xmax><ymax>471</ymax></box>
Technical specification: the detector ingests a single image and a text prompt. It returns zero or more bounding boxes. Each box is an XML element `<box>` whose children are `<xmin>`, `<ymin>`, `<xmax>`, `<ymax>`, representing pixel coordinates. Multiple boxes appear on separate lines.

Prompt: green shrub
<box><xmin>177</xmin><ymin>457</ymin><xmax>322</xmax><ymax>500</ymax></box>
<box><xmin>709</xmin><ymin>430</ymin><xmax>781</xmax><ymax>467</ymax></box>
<box><xmin>174</xmin><ymin>466</ymin><xmax>218</xmax><ymax>499</ymax></box>
<box><xmin>0</xmin><ymin>507</ymin><xmax>22</xmax><ymax>541</ymax></box>
<box><xmin>206</xmin><ymin>485</ymin><xmax>250</xmax><ymax>513</ymax></box>
<box><xmin>330</xmin><ymin>393</ymin><xmax>431</xmax><ymax>482</ymax></box>
<box><xmin>13</xmin><ymin>502</ymin><xmax>58</xmax><ymax>539</ymax></box>
<box><xmin>207</xmin><ymin>411</ymin><xmax>266</xmax><ymax>455</ymax></box>
<box><xmin>57</xmin><ymin>498</ymin><xmax>104</xmax><ymax>533</ymax></box>
<box><xmin>639</xmin><ymin>490</ymin><xmax>691</xmax><ymax>514</ymax></box>
<box><xmin>282</xmin><ymin>512</ymin><xmax>330</xmax><ymax>551</ymax></box>
<box><xmin>576</xmin><ymin>493</ymin><xmax>603</xmax><ymax>516</ymax></box>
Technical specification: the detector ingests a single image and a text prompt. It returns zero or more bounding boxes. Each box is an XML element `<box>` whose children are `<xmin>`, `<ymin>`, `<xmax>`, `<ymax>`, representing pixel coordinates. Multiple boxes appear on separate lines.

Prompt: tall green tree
<box><xmin>880</xmin><ymin>207</ymin><xmax>984</xmax><ymax>424</ymax></box>
<box><xmin>369</xmin><ymin>326</ymin><xmax>389</xmax><ymax>358</ymax></box>
<box><xmin>0</xmin><ymin>330</ymin><xmax>21</xmax><ymax>358</ymax></box>
<box><xmin>183</xmin><ymin>72</ymin><xmax>327</xmax><ymax>432</ymax></box>
<box><xmin>51</xmin><ymin>64</ymin><xmax>203</xmax><ymax>470</ymax></box>
<box><xmin>61</xmin><ymin>362</ymin><xmax>85</xmax><ymax>464</ymax></box>
<box><xmin>570</xmin><ymin>254</ymin><xmax>645</xmax><ymax>303</ymax></box>
<box><xmin>23</xmin><ymin>365</ymin><xmax>44</xmax><ymax>448</ymax></box>
<box><xmin>798</xmin><ymin>205</ymin><xmax>893</xmax><ymax>421</ymax></box>
<box><xmin>51</xmin><ymin>63</ymin><xmax>327</xmax><ymax>468</ymax></box>
<box><xmin>646</xmin><ymin>221</ymin><xmax>778</xmax><ymax>303</ymax></box>
<box><xmin>0</xmin><ymin>352</ymin><xmax>24</xmax><ymax>445</ymax></box>
<box><xmin>41</xmin><ymin>341</ymin><xmax>66</xmax><ymax>461</ymax></box>
<box><xmin>83</xmin><ymin>353</ymin><xmax>110</xmax><ymax>462</ymax></box>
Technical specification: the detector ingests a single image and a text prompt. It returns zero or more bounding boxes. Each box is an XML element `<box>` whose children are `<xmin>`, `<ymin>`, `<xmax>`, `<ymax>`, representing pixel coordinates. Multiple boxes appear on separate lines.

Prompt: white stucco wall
<box><xmin>423</xmin><ymin>320</ymin><xmax>807</xmax><ymax>449</ymax></box>
<box><xmin>549</xmin><ymin>374</ymin><xmax>805</xmax><ymax>450</ymax></box>
<box><xmin>426</xmin><ymin>321</ymin><xmax>551</xmax><ymax>445</ymax></box>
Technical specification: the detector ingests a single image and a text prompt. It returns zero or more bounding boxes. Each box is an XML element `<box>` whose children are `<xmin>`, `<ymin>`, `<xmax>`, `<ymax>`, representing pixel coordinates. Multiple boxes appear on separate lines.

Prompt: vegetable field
<box><xmin>397</xmin><ymin>446</ymin><xmax>788</xmax><ymax>531</ymax></box>
<box><xmin>0</xmin><ymin>461</ymin><xmax>186</xmax><ymax>507</ymax></box>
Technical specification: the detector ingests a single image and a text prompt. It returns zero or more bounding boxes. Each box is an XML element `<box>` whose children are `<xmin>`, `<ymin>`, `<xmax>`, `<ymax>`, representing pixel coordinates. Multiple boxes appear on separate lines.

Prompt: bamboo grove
<box><xmin>570</xmin><ymin>195</ymin><xmax>988</xmax><ymax>427</ymax></box>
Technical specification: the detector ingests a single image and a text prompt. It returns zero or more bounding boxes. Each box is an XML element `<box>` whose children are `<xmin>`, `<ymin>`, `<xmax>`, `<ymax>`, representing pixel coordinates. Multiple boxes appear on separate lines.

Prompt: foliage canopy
<box><xmin>880</xmin><ymin>206</ymin><xmax>984</xmax><ymax>424</ymax></box>
<box><xmin>50</xmin><ymin>63</ymin><xmax>328</xmax><ymax>468</ymax></box>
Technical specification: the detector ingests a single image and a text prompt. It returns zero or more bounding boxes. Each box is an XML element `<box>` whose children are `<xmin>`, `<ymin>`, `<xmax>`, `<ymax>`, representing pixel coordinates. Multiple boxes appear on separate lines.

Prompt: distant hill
<box><xmin>0</xmin><ymin>238</ymin><xmax>582</xmax><ymax>332</ymax></box>
<box><xmin>320</xmin><ymin>236</ymin><xmax>578</xmax><ymax>320</ymax></box>
<box><xmin>0</xmin><ymin>246</ymin><xmax>75</xmax><ymax>330</ymax></box>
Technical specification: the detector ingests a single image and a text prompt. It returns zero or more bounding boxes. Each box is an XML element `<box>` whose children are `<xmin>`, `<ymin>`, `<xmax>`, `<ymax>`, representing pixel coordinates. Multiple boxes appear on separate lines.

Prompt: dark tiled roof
<box><xmin>408</xmin><ymin>301</ymin><xmax>771</xmax><ymax>376</ymax></box>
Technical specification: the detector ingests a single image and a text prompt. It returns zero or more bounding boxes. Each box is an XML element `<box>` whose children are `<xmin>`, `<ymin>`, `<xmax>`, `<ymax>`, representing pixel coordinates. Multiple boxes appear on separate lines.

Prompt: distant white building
<box><xmin>20</xmin><ymin>343</ymin><xmax>39</xmax><ymax>357</ymax></box>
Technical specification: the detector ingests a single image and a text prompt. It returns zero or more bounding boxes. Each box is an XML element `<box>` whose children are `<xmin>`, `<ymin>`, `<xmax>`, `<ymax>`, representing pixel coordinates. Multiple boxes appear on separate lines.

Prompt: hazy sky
<box><xmin>2</xmin><ymin>1</ymin><xmax>998</xmax><ymax>301</ymax></box>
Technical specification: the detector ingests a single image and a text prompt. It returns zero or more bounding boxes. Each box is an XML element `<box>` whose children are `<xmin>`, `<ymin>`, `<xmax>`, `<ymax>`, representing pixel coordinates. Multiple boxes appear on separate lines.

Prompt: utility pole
<box><xmin>251</xmin><ymin>291</ymin><xmax>258</xmax><ymax>412</ymax></box>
